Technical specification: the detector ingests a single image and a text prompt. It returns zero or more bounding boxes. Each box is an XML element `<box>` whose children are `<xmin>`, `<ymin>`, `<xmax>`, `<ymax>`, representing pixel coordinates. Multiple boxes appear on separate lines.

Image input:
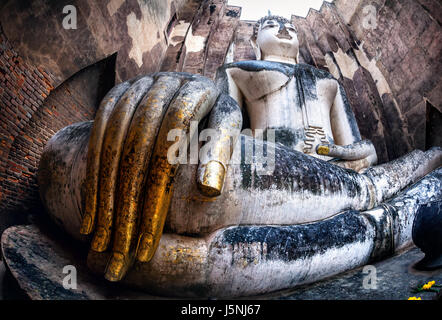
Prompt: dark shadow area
<box><xmin>0</xmin><ymin>261</ymin><xmax>29</xmax><ymax>300</ymax></box>
<box><xmin>425</xmin><ymin>100</ymin><xmax>442</xmax><ymax>150</ymax></box>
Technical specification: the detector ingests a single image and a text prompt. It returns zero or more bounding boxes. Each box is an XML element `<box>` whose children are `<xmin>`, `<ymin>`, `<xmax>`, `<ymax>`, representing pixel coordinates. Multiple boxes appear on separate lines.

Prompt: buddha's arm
<box><xmin>317</xmin><ymin>82</ymin><xmax>377</xmax><ymax>171</ymax></box>
<box><xmin>196</xmin><ymin>67</ymin><xmax>243</xmax><ymax>196</ymax></box>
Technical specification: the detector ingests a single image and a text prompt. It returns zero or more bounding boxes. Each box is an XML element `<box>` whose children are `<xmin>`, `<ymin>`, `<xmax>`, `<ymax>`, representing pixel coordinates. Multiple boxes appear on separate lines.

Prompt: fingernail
<box><xmin>136</xmin><ymin>233</ymin><xmax>154</xmax><ymax>262</ymax></box>
<box><xmin>91</xmin><ymin>227</ymin><xmax>109</xmax><ymax>252</ymax></box>
<box><xmin>316</xmin><ymin>145</ymin><xmax>330</xmax><ymax>155</ymax></box>
<box><xmin>79</xmin><ymin>214</ymin><xmax>93</xmax><ymax>235</ymax></box>
<box><xmin>104</xmin><ymin>252</ymin><xmax>126</xmax><ymax>282</ymax></box>
<box><xmin>197</xmin><ymin>160</ymin><xmax>225</xmax><ymax>197</ymax></box>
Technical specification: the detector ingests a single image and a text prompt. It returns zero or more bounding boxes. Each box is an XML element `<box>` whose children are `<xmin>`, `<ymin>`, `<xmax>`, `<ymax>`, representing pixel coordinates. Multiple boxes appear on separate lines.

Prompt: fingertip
<box><xmin>136</xmin><ymin>233</ymin><xmax>154</xmax><ymax>262</ymax></box>
<box><xmin>316</xmin><ymin>145</ymin><xmax>330</xmax><ymax>156</ymax></box>
<box><xmin>90</xmin><ymin>227</ymin><xmax>110</xmax><ymax>252</ymax></box>
<box><xmin>79</xmin><ymin>214</ymin><xmax>93</xmax><ymax>235</ymax></box>
<box><xmin>104</xmin><ymin>252</ymin><xmax>127</xmax><ymax>282</ymax></box>
<box><xmin>197</xmin><ymin>160</ymin><xmax>225</xmax><ymax>197</ymax></box>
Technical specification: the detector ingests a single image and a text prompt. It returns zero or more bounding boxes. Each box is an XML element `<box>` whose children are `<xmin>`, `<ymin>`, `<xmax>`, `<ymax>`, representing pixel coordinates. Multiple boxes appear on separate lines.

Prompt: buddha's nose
<box><xmin>279</xmin><ymin>26</ymin><xmax>289</xmax><ymax>35</ymax></box>
<box><xmin>277</xmin><ymin>26</ymin><xmax>292</xmax><ymax>39</ymax></box>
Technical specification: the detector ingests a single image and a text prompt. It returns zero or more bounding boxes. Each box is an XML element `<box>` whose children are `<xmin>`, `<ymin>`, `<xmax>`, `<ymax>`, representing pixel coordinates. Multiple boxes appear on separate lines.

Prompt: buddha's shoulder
<box><xmin>294</xmin><ymin>63</ymin><xmax>336</xmax><ymax>81</ymax></box>
<box><xmin>219</xmin><ymin>61</ymin><xmax>336</xmax><ymax>81</ymax></box>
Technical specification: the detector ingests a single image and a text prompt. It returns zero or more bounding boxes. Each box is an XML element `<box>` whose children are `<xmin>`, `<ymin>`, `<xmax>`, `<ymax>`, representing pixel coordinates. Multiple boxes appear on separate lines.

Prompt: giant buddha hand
<box><xmin>78</xmin><ymin>72</ymin><xmax>241</xmax><ymax>281</ymax></box>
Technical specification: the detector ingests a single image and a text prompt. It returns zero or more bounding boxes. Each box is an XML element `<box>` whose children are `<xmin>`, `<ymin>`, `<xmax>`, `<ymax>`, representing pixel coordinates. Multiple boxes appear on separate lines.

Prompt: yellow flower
<box><xmin>408</xmin><ymin>297</ymin><xmax>422</xmax><ymax>300</ymax></box>
<box><xmin>422</xmin><ymin>281</ymin><xmax>436</xmax><ymax>290</ymax></box>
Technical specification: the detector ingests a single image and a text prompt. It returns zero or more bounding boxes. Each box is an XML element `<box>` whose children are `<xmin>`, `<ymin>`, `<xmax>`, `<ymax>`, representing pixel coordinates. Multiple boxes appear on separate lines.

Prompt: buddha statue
<box><xmin>37</xmin><ymin>16</ymin><xmax>442</xmax><ymax>297</ymax></box>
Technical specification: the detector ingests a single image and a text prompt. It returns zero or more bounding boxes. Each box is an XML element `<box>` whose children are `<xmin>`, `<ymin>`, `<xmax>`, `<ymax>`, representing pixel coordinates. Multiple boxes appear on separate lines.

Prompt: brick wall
<box><xmin>160</xmin><ymin>1</ymin><xmax>241</xmax><ymax>78</ymax></box>
<box><xmin>0</xmin><ymin>23</ymin><xmax>114</xmax><ymax>233</ymax></box>
<box><xmin>0</xmin><ymin>24</ymin><xmax>56</xmax><ymax>219</ymax></box>
<box><xmin>334</xmin><ymin>0</ymin><xmax>442</xmax><ymax>155</ymax></box>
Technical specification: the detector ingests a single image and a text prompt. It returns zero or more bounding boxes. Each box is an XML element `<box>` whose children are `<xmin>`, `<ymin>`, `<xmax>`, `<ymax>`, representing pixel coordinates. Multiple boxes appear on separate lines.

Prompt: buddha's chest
<box><xmin>243</xmin><ymin>77</ymin><xmax>335</xmax><ymax>132</ymax></box>
<box><xmin>227</xmin><ymin>66</ymin><xmax>338</xmax><ymax>157</ymax></box>
<box><xmin>229</xmin><ymin>67</ymin><xmax>292</xmax><ymax>101</ymax></box>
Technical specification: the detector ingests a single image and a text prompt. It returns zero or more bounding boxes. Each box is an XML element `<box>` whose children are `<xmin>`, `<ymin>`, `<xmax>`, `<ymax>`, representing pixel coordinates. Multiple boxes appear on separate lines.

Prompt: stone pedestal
<box><xmin>0</xmin><ymin>224</ymin><xmax>159</xmax><ymax>300</ymax></box>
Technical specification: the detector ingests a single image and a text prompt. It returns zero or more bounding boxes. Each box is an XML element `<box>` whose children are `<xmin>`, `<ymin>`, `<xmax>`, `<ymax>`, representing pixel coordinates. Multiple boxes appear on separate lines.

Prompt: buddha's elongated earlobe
<box><xmin>250</xmin><ymin>38</ymin><xmax>261</xmax><ymax>60</ymax></box>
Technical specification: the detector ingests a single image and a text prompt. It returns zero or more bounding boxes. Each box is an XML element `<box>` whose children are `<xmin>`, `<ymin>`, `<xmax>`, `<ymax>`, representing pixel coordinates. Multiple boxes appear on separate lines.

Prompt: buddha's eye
<box><xmin>263</xmin><ymin>20</ymin><xmax>277</xmax><ymax>28</ymax></box>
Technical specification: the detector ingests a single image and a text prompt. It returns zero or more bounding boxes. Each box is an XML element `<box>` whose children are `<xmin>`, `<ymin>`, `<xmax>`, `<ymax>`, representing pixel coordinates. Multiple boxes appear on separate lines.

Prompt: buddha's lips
<box><xmin>276</xmin><ymin>33</ymin><xmax>292</xmax><ymax>40</ymax></box>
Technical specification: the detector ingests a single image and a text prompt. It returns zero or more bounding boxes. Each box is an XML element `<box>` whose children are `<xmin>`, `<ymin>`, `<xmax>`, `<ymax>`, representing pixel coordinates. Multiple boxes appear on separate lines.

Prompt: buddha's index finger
<box><xmin>103</xmin><ymin>75</ymin><xmax>182</xmax><ymax>281</ymax></box>
<box><xmin>90</xmin><ymin>76</ymin><xmax>153</xmax><ymax>253</ymax></box>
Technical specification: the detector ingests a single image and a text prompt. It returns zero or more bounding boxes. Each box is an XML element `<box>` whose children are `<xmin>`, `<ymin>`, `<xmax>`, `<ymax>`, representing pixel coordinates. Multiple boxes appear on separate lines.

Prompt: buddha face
<box><xmin>254</xmin><ymin>19</ymin><xmax>299</xmax><ymax>62</ymax></box>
